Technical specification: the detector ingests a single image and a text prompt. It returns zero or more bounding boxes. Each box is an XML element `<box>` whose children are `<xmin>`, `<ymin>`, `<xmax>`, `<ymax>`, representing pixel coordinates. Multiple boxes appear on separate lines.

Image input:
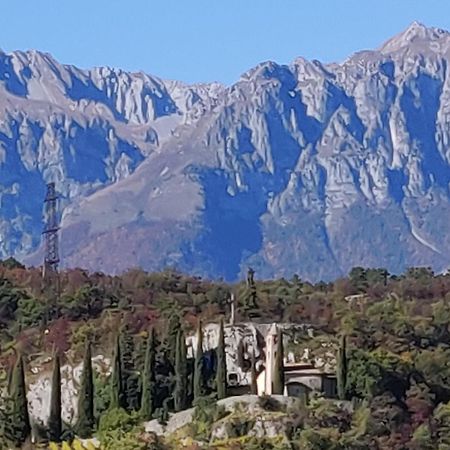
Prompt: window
<box><xmin>322</xmin><ymin>377</ymin><xmax>337</xmax><ymax>398</ymax></box>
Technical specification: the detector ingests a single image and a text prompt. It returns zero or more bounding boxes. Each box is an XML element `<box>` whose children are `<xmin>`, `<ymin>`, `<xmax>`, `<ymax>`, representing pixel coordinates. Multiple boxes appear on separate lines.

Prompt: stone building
<box><xmin>256</xmin><ymin>323</ymin><xmax>337</xmax><ymax>398</ymax></box>
<box><xmin>188</xmin><ymin>321</ymin><xmax>337</xmax><ymax>399</ymax></box>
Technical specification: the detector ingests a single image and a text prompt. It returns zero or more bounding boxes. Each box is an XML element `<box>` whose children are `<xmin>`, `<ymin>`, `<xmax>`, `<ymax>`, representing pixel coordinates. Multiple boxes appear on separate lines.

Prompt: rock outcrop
<box><xmin>27</xmin><ymin>355</ymin><xmax>110</xmax><ymax>425</ymax></box>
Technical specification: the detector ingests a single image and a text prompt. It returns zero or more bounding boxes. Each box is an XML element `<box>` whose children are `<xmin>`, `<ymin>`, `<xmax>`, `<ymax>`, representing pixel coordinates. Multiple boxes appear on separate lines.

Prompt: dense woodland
<box><xmin>1</xmin><ymin>258</ymin><xmax>450</xmax><ymax>448</ymax></box>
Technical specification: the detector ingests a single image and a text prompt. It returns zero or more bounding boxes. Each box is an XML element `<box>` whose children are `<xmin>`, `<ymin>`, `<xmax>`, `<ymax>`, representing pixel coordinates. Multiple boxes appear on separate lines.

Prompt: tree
<box><xmin>0</xmin><ymin>277</ymin><xmax>21</xmax><ymax>329</ymax></box>
<box><xmin>98</xmin><ymin>407</ymin><xmax>145</xmax><ymax>450</ymax></box>
<box><xmin>194</xmin><ymin>320</ymin><xmax>205</xmax><ymax>400</ymax></box>
<box><xmin>337</xmin><ymin>334</ymin><xmax>348</xmax><ymax>400</ymax></box>
<box><xmin>406</xmin><ymin>381</ymin><xmax>435</xmax><ymax>428</ymax></box>
<box><xmin>349</xmin><ymin>267</ymin><xmax>368</xmax><ymax>292</ymax></box>
<box><xmin>411</xmin><ymin>423</ymin><xmax>435</xmax><ymax>450</ymax></box>
<box><xmin>272</xmin><ymin>327</ymin><xmax>285</xmax><ymax>395</ymax></box>
<box><xmin>140</xmin><ymin>328</ymin><xmax>156</xmax><ymax>420</ymax></box>
<box><xmin>76</xmin><ymin>341</ymin><xmax>95</xmax><ymax>438</ymax></box>
<box><xmin>347</xmin><ymin>349</ymin><xmax>383</xmax><ymax>398</ymax></box>
<box><xmin>216</xmin><ymin>319</ymin><xmax>227</xmax><ymax>399</ymax></box>
<box><xmin>250</xmin><ymin>349</ymin><xmax>258</xmax><ymax>395</ymax></box>
<box><xmin>174</xmin><ymin>329</ymin><xmax>188</xmax><ymax>411</ymax></box>
<box><xmin>167</xmin><ymin>314</ymin><xmax>181</xmax><ymax>367</ymax></box>
<box><xmin>366</xmin><ymin>268</ymin><xmax>389</xmax><ymax>286</ymax></box>
<box><xmin>120</xmin><ymin>325</ymin><xmax>140</xmax><ymax>411</ymax></box>
<box><xmin>9</xmin><ymin>355</ymin><xmax>31</xmax><ymax>446</ymax></box>
<box><xmin>48</xmin><ymin>353</ymin><xmax>62</xmax><ymax>442</ymax></box>
<box><xmin>0</xmin><ymin>257</ymin><xmax>25</xmax><ymax>270</ymax></box>
<box><xmin>243</xmin><ymin>268</ymin><xmax>258</xmax><ymax>312</ymax></box>
<box><xmin>110</xmin><ymin>334</ymin><xmax>125</xmax><ymax>409</ymax></box>
<box><xmin>431</xmin><ymin>401</ymin><xmax>450</xmax><ymax>450</ymax></box>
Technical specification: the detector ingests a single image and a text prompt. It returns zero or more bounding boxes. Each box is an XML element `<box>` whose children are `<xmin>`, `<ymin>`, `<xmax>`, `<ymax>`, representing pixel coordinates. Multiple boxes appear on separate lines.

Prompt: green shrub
<box><xmin>97</xmin><ymin>408</ymin><xmax>146</xmax><ymax>450</ymax></box>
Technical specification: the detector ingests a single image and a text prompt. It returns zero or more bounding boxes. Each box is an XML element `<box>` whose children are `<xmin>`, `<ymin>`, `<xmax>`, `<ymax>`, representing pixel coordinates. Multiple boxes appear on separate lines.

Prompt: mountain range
<box><xmin>2</xmin><ymin>22</ymin><xmax>450</xmax><ymax>281</ymax></box>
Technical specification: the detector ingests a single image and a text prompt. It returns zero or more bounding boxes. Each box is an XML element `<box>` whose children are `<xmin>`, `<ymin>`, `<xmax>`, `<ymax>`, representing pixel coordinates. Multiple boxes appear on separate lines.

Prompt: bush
<box><xmin>190</xmin><ymin>396</ymin><xmax>228</xmax><ymax>441</ymax></box>
<box><xmin>98</xmin><ymin>408</ymin><xmax>146</xmax><ymax>450</ymax></box>
<box><xmin>94</xmin><ymin>372</ymin><xmax>111</xmax><ymax>418</ymax></box>
<box><xmin>98</xmin><ymin>408</ymin><xmax>139</xmax><ymax>434</ymax></box>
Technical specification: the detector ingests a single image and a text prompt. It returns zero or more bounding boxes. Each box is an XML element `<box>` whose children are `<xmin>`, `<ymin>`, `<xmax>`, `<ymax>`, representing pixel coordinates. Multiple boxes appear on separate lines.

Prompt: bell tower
<box><xmin>264</xmin><ymin>323</ymin><xmax>278</xmax><ymax>395</ymax></box>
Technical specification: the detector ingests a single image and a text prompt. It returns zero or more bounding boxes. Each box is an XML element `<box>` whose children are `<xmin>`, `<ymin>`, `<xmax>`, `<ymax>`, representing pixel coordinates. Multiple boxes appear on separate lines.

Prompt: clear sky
<box><xmin>1</xmin><ymin>0</ymin><xmax>450</xmax><ymax>85</ymax></box>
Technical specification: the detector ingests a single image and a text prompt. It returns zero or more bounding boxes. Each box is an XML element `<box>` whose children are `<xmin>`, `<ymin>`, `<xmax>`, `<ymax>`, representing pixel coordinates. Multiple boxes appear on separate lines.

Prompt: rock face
<box><xmin>27</xmin><ymin>355</ymin><xmax>110</xmax><ymax>425</ymax></box>
<box><xmin>0</xmin><ymin>50</ymin><xmax>222</xmax><ymax>261</ymax></box>
<box><xmin>144</xmin><ymin>394</ymin><xmax>297</xmax><ymax>438</ymax></box>
<box><xmin>4</xmin><ymin>22</ymin><xmax>450</xmax><ymax>280</ymax></box>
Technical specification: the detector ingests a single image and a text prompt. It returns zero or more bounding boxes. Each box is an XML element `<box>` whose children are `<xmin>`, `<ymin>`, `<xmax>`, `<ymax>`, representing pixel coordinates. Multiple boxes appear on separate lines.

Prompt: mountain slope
<box><xmin>5</xmin><ymin>22</ymin><xmax>450</xmax><ymax>281</ymax></box>
<box><xmin>0</xmin><ymin>49</ymin><xmax>223</xmax><ymax>259</ymax></box>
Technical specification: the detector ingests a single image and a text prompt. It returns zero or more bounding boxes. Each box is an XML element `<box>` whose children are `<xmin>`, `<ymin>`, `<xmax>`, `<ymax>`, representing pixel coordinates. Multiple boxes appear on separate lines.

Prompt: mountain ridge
<box><xmin>3</xmin><ymin>23</ymin><xmax>450</xmax><ymax>281</ymax></box>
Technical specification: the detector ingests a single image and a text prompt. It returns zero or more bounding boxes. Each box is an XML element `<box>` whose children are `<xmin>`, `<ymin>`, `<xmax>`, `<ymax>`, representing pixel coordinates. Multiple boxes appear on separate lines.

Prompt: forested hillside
<box><xmin>0</xmin><ymin>260</ymin><xmax>450</xmax><ymax>448</ymax></box>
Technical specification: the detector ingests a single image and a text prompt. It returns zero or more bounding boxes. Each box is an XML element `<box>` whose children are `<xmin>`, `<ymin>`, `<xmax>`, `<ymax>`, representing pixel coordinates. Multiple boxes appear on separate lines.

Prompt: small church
<box><xmin>256</xmin><ymin>323</ymin><xmax>337</xmax><ymax>398</ymax></box>
<box><xmin>192</xmin><ymin>321</ymin><xmax>337</xmax><ymax>399</ymax></box>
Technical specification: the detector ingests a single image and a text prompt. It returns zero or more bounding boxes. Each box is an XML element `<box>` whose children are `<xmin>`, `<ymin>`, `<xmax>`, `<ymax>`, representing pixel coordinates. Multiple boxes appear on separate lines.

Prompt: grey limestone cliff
<box><xmin>3</xmin><ymin>23</ymin><xmax>450</xmax><ymax>281</ymax></box>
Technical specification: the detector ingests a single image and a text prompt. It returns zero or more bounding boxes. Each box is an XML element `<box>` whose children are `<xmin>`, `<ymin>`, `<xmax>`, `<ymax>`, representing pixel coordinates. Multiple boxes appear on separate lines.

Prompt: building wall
<box><xmin>257</xmin><ymin>370</ymin><xmax>337</xmax><ymax>398</ymax></box>
<box><xmin>286</xmin><ymin>374</ymin><xmax>323</xmax><ymax>392</ymax></box>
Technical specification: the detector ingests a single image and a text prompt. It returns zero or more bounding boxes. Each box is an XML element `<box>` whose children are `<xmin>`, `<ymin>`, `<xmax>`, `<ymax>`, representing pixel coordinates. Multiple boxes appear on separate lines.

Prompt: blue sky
<box><xmin>1</xmin><ymin>0</ymin><xmax>450</xmax><ymax>85</ymax></box>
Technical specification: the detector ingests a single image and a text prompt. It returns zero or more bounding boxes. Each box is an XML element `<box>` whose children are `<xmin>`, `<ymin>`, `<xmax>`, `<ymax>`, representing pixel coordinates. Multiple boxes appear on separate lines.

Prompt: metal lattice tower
<box><xmin>42</xmin><ymin>182</ymin><xmax>60</xmax><ymax>277</ymax></box>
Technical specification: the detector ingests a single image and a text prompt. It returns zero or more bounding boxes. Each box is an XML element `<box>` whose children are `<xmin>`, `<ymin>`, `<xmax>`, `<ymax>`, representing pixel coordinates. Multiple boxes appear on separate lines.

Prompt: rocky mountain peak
<box><xmin>5</xmin><ymin>25</ymin><xmax>450</xmax><ymax>281</ymax></box>
<box><xmin>380</xmin><ymin>21</ymin><xmax>450</xmax><ymax>54</ymax></box>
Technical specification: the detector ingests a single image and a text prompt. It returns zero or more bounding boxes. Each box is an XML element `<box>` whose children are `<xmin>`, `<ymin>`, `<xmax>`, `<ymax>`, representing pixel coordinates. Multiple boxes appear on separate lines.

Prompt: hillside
<box><xmin>3</xmin><ymin>23</ymin><xmax>450</xmax><ymax>280</ymax></box>
<box><xmin>1</xmin><ymin>261</ymin><xmax>450</xmax><ymax>448</ymax></box>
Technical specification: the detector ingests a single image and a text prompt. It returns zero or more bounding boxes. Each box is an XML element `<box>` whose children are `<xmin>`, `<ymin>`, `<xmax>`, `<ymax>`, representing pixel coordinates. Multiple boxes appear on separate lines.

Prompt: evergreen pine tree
<box><xmin>193</xmin><ymin>320</ymin><xmax>205</xmax><ymax>400</ymax></box>
<box><xmin>9</xmin><ymin>355</ymin><xmax>31</xmax><ymax>446</ymax></box>
<box><xmin>272</xmin><ymin>327</ymin><xmax>285</xmax><ymax>395</ymax></box>
<box><xmin>140</xmin><ymin>328</ymin><xmax>156</xmax><ymax>420</ymax></box>
<box><xmin>120</xmin><ymin>324</ymin><xmax>140</xmax><ymax>411</ymax></box>
<box><xmin>174</xmin><ymin>329</ymin><xmax>188</xmax><ymax>412</ymax></box>
<box><xmin>337</xmin><ymin>334</ymin><xmax>348</xmax><ymax>400</ymax></box>
<box><xmin>110</xmin><ymin>334</ymin><xmax>125</xmax><ymax>409</ymax></box>
<box><xmin>76</xmin><ymin>341</ymin><xmax>95</xmax><ymax>438</ymax></box>
<box><xmin>48</xmin><ymin>353</ymin><xmax>62</xmax><ymax>442</ymax></box>
<box><xmin>250</xmin><ymin>349</ymin><xmax>258</xmax><ymax>395</ymax></box>
<box><xmin>216</xmin><ymin>319</ymin><xmax>227</xmax><ymax>399</ymax></box>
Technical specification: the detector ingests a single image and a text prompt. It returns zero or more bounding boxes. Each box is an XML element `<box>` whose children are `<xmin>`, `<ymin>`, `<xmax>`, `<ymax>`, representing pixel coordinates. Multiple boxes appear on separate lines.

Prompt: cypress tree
<box><xmin>193</xmin><ymin>320</ymin><xmax>205</xmax><ymax>400</ymax></box>
<box><xmin>120</xmin><ymin>325</ymin><xmax>140</xmax><ymax>411</ymax></box>
<box><xmin>174</xmin><ymin>329</ymin><xmax>188</xmax><ymax>412</ymax></box>
<box><xmin>250</xmin><ymin>349</ymin><xmax>258</xmax><ymax>395</ymax></box>
<box><xmin>6</xmin><ymin>362</ymin><xmax>13</xmax><ymax>395</ymax></box>
<box><xmin>216</xmin><ymin>319</ymin><xmax>227</xmax><ymax>399</ymax></box>
<box><xmin>272</xmin><ymin>327</ymin><xmax>285</xmax><ymax>395</ymax></box>
<box><xmin>244</xmin><ymin>268</ymin><xmax>258</xmax><ymax>311</ymax></box>
<box><xmin>10</xmin><ymin>355</ymin><xmax>31</xmax><ymax>446</ymax></box>
<box><xmin>140</xmin><ymin>328</ymin><xmax>156</xmax><ymax>420</ymax></box>
<box><xmin>167</xmin><ymin>314</ymin><xmax>181</xmax><ymax>367</ymax></box>
<box><xmin>110</xmin><ymin>334</ymin><xmax>125</xmax><ymax>409</ymax></box>
<box><xmin>48</xmin><ymin>353</ymin><xmax>62</xmax><ymax>442</ymax></box>
<box><xmin>76</xmin><ymin>341</ymin><xmax>95</xmax><ymax>438</ymax></box>
<box><xmin>337</xmin><ymin>334</ymin><xmax>348</xmax><ymax>400</ymax></box>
